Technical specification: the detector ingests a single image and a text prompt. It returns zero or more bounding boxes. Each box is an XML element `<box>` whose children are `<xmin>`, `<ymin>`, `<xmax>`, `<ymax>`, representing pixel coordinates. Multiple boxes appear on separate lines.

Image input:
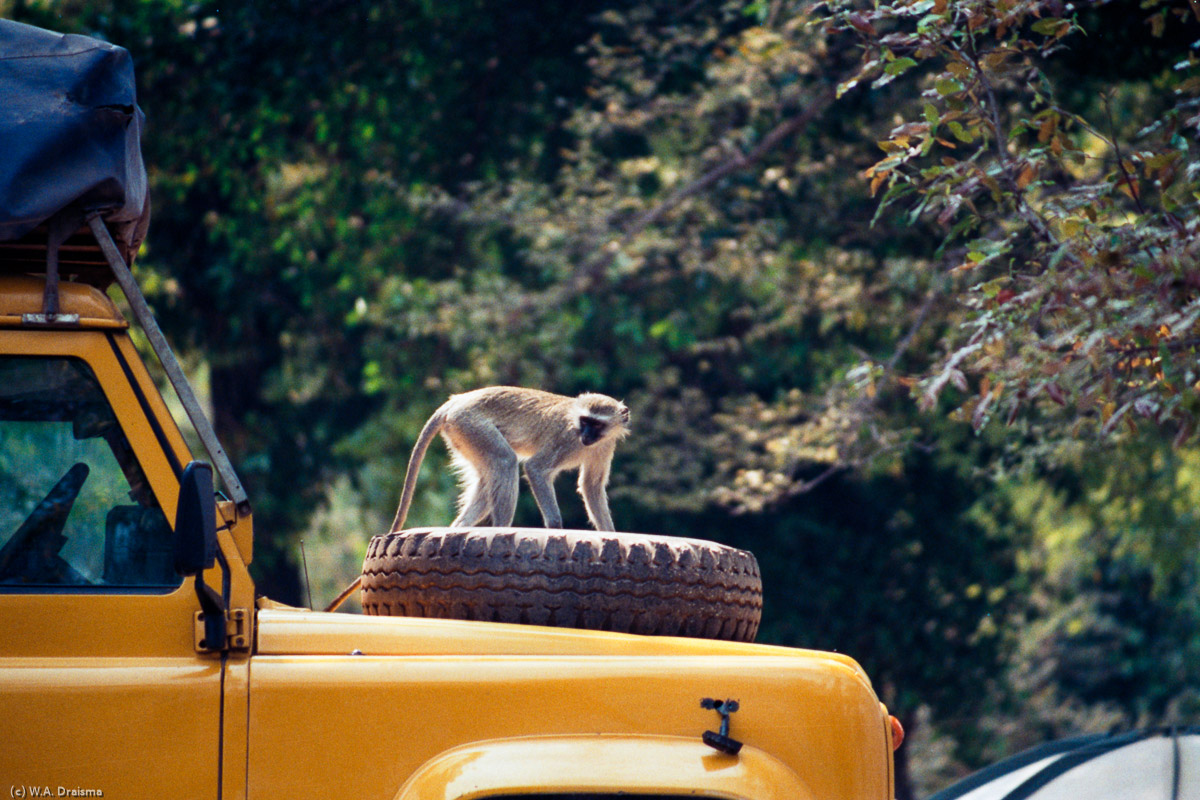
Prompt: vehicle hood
<box><xmin>255</xmin><ymin>602</ymin><xmax>872</xmax><ymax>684</ymax></box>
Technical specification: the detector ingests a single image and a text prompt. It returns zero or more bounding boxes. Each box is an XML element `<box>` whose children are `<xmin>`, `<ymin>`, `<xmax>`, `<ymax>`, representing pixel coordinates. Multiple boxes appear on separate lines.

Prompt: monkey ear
<box><xmin>579</xmin><ymin>416</ymin><xmax>605</xmax><ymax>446</ymax></box>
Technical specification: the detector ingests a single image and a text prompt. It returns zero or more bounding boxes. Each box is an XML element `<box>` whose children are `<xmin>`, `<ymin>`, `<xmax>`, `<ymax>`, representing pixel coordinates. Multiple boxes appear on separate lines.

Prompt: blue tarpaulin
<box><xmin>0</xmin><ymin>19</ymin><xmax>148</xmax><ymax>256</ymax></box>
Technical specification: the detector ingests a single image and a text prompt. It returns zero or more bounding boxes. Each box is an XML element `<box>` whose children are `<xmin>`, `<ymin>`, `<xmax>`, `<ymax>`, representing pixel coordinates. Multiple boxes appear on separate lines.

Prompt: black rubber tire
<box><xmin>360</xmin><ymin>527</ymin><xmax>762</xmax><ymax>642</ymax></box>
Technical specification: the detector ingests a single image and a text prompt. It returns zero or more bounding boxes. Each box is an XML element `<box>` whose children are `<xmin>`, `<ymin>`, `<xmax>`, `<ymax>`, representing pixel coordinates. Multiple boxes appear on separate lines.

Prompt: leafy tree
<box><xmin>440</xmin><ymin>0</ymin><xmax>1200</xmax><ymax>510</ymax></box>
<box><xmin>829</xmin><ymin>0</ymin><xmax>1200</xmax><ymax>446</ymax></box>
<box><xmin>438</xmin><ymin>2</ymin><xmax>948</xmax><ymax>515</ymax></box>
<box><xmin>996</xmin><ymin>440</ymin><xmax>1200</xmax><ymax>734</ymax></box>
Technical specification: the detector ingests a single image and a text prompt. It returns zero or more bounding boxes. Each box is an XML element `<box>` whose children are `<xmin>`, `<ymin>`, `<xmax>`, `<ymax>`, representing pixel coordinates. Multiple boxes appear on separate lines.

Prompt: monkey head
<box><xmin>575</xmin><ymin>393</ymin><xmax>630</xmax><ymax>447</ymax></box>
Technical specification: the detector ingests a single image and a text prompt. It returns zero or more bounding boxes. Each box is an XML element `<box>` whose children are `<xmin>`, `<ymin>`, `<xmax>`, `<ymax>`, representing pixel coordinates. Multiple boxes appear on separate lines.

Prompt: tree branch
<box><xmin>788</xmin><ymin>461</ymin><xmax>847</xmax><ymax>496</ymax></box>
<box><xmin>1102</xmin><ymin>92</ymin><xmax>1149</xmax><ymax>216</ymax></box>
<box><xmin>884</xmin><ymin>286</ymin><xmax>940</xmax><ymax>377</ymax></box>
<box><xmin>956</xmin><ymin>36</ymin><xmax>1083</xmax><ymax>269</ymax></box>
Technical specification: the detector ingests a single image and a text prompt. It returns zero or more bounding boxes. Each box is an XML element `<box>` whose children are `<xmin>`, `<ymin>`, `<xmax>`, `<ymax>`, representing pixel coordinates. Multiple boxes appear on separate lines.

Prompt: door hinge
<box><xmin>194</xmin><ymin>608</ymin><xmax>251</xmax><ymax>653</ymax></box>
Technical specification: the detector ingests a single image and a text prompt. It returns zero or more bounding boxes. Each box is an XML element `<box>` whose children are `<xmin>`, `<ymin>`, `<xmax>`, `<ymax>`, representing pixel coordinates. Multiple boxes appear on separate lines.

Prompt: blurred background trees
<box><xmin>6</xmin><ymin>0</ymin><xmax>1199</xmax><ymax>797</ymax></box>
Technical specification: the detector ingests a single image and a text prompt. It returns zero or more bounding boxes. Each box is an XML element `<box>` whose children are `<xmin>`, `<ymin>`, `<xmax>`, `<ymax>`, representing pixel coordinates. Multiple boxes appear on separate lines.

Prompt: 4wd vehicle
<box><xmin>0</xmin><ymin>19</ymin><xmax>899</xmax><ymax>800</ymax></box>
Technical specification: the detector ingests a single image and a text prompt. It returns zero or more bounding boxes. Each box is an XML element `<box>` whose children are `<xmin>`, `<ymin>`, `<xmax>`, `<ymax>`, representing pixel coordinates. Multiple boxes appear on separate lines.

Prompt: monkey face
<box><xmin>578</xmin><ymin>415</ymin><xmax>607</xmax><ymax>446</ymax></box>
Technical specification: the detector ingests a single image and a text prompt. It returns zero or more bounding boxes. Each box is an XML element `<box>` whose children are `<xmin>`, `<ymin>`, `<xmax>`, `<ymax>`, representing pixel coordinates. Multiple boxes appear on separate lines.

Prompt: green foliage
<box><xmin>1000</xmin><ymin>440</ymin><xmax>1200</xmax><ymax>722</ymax></box>
<box><xmin>829</xmin><ymin>0</ymin><xmax>1200</xmax><ymax>444</ymax></box>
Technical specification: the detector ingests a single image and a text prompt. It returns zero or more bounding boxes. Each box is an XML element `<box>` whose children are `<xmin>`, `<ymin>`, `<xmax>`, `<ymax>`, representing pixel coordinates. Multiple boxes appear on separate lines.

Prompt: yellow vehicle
<box><xmin>0</xmin><ymin>19</ymin><xmax>897</xmax><ymax>800</ymax></box>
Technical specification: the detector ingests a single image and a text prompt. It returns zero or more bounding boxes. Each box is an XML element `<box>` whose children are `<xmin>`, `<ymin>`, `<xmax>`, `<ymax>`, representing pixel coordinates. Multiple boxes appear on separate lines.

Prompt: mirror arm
<box><xmin>195</xmin><ymin>574</ymin><xmax>226</xmax><ymax>650</ymax></box>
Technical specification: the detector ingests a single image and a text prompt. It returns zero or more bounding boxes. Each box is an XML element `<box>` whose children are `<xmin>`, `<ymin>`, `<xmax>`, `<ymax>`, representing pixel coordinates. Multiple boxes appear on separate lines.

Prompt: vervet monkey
<box><xmin>323</xmin><ymin>387</ymin><xmax>629</xmax><ymax>612</ymax></box>
<box><xmin>391</xmin><ymin>386</ymin><xmax>631</xmax><ymax>533</ymax></box>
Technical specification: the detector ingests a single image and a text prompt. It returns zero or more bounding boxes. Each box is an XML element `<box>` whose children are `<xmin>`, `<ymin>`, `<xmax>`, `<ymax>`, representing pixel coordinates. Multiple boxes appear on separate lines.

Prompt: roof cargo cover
<box><xmin>0</xmin><ymin>19</ymin><xmax>149</xmax><ymax>257</ymax></box>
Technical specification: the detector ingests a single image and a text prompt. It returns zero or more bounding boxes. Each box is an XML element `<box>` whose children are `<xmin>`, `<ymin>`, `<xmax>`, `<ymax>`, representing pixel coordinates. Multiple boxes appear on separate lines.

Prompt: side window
<box><xmin>0</xmin><ymin>356</ymin><xmax>180</xmax><ymax>590</ymax></box>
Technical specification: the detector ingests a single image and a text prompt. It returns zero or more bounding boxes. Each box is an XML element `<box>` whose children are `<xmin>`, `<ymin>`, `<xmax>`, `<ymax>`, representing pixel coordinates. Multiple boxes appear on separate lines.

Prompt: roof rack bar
<box><xmin>44</xmin><ymin>224</ymin><xmax>60</xmax><ymax>317</ymax></box>
<box><xmin>86</xmin><ymin>212</ymin><xmax>252</xmax><ymax>517</ymax></box>
<box><xmin>22</xmin><ymin>213</ymin><xmax>83</xmax><ymax>327</ymax></box>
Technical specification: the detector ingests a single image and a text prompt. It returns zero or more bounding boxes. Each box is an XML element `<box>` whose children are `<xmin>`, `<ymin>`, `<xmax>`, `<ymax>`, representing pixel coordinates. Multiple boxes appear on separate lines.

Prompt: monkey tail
<box><xmin>389</xmin><ymin>407</ymin><xmax>447</xmax><ymax>533</ymax></box>
<box><xmin>327</xmin><ymin>406</ymin><xmax>447</xmax><ymax>612</ymax></box>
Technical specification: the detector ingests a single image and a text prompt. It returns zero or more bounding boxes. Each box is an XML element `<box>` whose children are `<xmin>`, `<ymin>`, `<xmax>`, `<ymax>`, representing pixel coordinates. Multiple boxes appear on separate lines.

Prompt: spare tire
<box><xmin>361</xmin><ymin>527</ymin><xmax>762</xmax><ymax>642</ymax></box>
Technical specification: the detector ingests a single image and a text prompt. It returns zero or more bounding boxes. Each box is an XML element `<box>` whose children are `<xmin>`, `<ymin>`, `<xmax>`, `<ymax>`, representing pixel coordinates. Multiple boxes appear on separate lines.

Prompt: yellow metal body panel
<box><xmin>0</xmin><ymin>283</ymin><xmax>893</xmax><ymax>800</ymax></box>
<box><xmin>395</xmin><ymin>736</ymin><xmax>815</xmax><ymax>800</ymax></box>
<box><xmin>0</xmin><ymin>275</ymin><xmax>127</xmax><ymax>328</ymax></box>
<box><xmin>255</xmin><ymin>604</ymin><xmax>871</xmax><ymax>663</ymax></box>
<box><xmin>246</xmin><ymin>609</ymin><xmax>891</xmax><ymax>800</ymax></box>
<box><xmin>1</xmin><ymin>654</ymin><xmax>220</xmax><ymax>798</ymax></box>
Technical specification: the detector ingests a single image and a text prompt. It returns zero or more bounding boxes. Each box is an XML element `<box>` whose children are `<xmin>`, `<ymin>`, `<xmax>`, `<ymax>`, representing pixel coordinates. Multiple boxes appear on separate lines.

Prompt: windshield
<box><xmin>0</xmin><ymin>355</ymin><xmax>179</xmax><ymax>589</ymax></box>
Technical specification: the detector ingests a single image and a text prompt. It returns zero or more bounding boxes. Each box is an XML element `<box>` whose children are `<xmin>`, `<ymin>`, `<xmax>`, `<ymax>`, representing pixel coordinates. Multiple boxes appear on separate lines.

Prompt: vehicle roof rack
<box><xmin>0</xmin><ymin>224</ymin><xmax>114</xmax><ymax>287</ymax></box>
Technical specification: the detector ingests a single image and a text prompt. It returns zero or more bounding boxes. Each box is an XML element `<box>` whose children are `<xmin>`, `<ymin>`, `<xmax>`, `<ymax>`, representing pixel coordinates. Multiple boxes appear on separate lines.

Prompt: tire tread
<box><xmin>360</xmin><ymin>528</ymin><xmax>762</xmax><ymax>642</ymax></box>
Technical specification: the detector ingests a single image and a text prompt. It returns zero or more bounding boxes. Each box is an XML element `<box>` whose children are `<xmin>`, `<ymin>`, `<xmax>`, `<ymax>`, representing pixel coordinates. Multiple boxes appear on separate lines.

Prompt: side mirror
<box><xmin>174</xmin><ymin>461</ymin><xmax>216</xmax><ymax>577</ymax></box>
<box><xmin>173</xmin><ymin>461</ymin><xmax>227</xmax><ymax>650</ymax></box>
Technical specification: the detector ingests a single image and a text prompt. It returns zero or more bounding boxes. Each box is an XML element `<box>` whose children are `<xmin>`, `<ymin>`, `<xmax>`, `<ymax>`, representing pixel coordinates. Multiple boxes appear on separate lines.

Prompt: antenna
<box><xmin>300</xmin><ymin>540</ymin><xmax>314</xmax><ymax>610</ymax></box>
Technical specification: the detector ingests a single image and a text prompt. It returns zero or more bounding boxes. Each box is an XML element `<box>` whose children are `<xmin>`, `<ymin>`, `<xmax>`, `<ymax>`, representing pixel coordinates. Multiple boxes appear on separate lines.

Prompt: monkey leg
<box><xmin>452</xmin><ymin>480</ymin><xmax>491</xmax><ymax>527</ymax></box>
<box><xmin>446</xmin><ymin>417</ymin><xmax>519</xmax><ymax>527</ymax></box>
<box><xmin>578</xmin><ymin>459</ymin><xmax>615</xmax><ymax>531</ymax></box>
<box><xmin>485</xmin><ymin>454</ymin><xmax>520</xmax><ymax>527</ymax></box>
<box><xmin>523</xmin><ymin>454</ymin><xmax>564</xmax><ymax>529</ymax></box>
